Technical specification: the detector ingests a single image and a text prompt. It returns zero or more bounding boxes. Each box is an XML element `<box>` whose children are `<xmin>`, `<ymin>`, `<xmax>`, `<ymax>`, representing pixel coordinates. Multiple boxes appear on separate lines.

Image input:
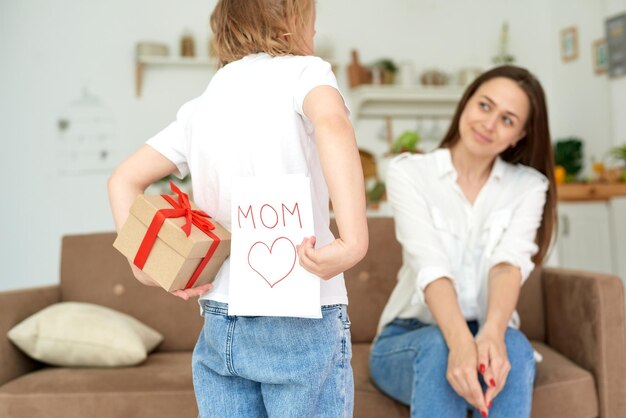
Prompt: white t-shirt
<box><xmin>377</xmin><ymin>148</ymin><xmax>549</xmax><ymax>334</ymax></box>
<box><xmin>146</xmin><ymin>53</ymin><xmax>348</xmax><ymax>306</ymax></box>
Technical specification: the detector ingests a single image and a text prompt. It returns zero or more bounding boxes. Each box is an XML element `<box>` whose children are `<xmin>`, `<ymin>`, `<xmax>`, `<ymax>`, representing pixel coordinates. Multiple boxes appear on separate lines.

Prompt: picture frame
<box><xmin>606</xmin><ymin>12</ymin><xmax>626</xmax><ymax>78</ymax></box>
<box><xmin>560</xmin><ymin>26</ymin><xmax>578</xmax><ymax>62</ymax></box>
<box><xmin>592</xmin><ymin>38</ymin><xmax>608</xmax><ymax>75</ymax></box>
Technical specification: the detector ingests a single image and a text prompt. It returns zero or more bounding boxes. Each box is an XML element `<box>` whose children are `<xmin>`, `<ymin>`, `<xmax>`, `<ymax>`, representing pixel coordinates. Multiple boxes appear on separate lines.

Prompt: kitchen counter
<box><xmin>557</xmin><ymin>183</ymin><xmax>626</xmax><ymax>201</ymax></box>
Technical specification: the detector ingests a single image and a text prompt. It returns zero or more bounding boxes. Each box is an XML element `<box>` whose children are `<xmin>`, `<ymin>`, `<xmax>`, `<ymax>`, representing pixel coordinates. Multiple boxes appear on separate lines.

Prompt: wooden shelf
<box><xmin>135</xmin><ymin>56</ymin><xmax>217</xmax><ymax>97</ymax></box>
<box><xmin>349</xmin><ymin>85</ymin><xmax>464</xmax><ymax>119</ymax></box>
<box><xmin>137</xmin><ymin>56</ymin><xmax>215</xmax><ymax>66</ymax></box>
<box><xmin>557</xmin><ymin>183</ymin><xmax>626</xmax><ymax>201</ymax></box>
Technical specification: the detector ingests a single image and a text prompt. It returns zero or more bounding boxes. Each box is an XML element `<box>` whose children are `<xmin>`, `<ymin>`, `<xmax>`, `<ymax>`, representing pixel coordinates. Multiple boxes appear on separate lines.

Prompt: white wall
<box><xmin>317</xmin><ymin>0</ymin><xmax>556</xmax><ymax>157</ymax></box>
<box><xmin>0</xmin><ymin>0</ymin><xmax>620</xmax><ymax>291</ymax></box>
<box><xmin>607</xmin><ymin>0</ymin><xmax>626</xmax><ymax>148</ymax></box>
<box><xmin>0</xmin><ymin>0</ymin><xmax>218</xmax><ymax>291</ymax></box>
<box><xmin>548</xmin><ymin>0</ymin><xmax>613</xmax><ymax>173</ymax></box>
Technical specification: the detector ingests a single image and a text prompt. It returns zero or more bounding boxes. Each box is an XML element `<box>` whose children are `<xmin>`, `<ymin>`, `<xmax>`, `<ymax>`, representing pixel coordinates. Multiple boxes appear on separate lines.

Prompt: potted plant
<box><xmin>390</xmin><ymin>130</ymin><xmax>421</xmax><ymax>154</ymax></box>
<box><xmin>608</xmin><ymin>143</ymin><xmax>626</xmax><ymax>182</ymax></box>
<box><xmin>153</xmin><ymin>174</ymin><xmax>192</xmax><ymax>195</ymax></box>
<box><xmin>371</xmin><ymin>58</ymin><xmax>398</xmax><ymax>84</ymax></box>
<box><xmin>554</xmin><ymin>137</ymin><xmax>584</xmax><ymax>183</ymax></box>
<box><xmin>609</xmin><ymin>143</ymin><xmax>626</xmax><ymax>166</ymax></box>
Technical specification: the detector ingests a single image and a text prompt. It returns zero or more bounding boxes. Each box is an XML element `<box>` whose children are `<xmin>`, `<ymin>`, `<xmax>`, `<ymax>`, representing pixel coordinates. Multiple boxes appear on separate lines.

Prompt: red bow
<box><xmin>134</xmin><ymin>181</ymin><xmax>221</xmax><ymax>289</ymax></box>
<box><xmin>160</xmin><ymin>181</ymin><xmax>215</xmax><ymax>236</ymax></box>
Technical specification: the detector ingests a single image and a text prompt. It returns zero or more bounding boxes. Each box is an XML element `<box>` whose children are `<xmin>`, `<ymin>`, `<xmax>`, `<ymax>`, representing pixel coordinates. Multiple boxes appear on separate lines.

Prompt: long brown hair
<box><xmin>210</xmin><ymin>0</ymin><xmax>314</xmax><ymax>67</ymax></box>
<box><xmin>440</xmin><ymin>65</ymin><xmax>556</xmax><ymax>264</ymax></box>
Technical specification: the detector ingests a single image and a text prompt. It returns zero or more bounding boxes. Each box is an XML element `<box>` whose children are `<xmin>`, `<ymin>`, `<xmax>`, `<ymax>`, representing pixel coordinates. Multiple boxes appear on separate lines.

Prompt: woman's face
<box><xmin>457</xmin><ymin>77</ymin><xmax>530</xmax><ymax>159</ymax></box>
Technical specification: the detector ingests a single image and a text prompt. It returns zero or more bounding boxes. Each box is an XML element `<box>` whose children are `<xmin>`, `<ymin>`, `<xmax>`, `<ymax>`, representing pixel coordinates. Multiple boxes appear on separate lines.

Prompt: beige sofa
<box><xmin>1</xmin><ymin>217</ymin><xmax>625</xmax><ymax>417</ymax></box>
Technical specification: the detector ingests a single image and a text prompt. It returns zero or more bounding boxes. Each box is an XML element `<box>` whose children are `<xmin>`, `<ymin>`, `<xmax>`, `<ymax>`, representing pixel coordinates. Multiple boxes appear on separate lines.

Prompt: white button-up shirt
<box><xmin>377</xmin><ymin>148</ymin><xmax>549</xmax><ymax>334</ymax></box>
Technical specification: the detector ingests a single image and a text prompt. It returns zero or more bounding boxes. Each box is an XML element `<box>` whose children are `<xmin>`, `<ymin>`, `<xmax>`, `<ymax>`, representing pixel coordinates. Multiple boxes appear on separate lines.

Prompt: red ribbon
<box><xmin>134</xmin><ymin>181</ymin><xmax>222</xmax><ymax>289</ymax></box>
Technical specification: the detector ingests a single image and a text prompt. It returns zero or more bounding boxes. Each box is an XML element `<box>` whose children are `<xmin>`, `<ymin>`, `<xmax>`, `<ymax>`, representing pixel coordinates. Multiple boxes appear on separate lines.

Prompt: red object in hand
<box><xmin>134</xmin><ymin>181</ymin><xmax>221</xmax><ymax>290</ymax></box>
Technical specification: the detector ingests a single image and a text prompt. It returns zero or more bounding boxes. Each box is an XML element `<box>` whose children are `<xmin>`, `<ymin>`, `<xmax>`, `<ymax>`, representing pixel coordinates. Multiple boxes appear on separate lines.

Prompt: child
<box><xmin>107</xmin><ymin>0</ymin><xmax>368</xmax><ymax>416</ymax></box>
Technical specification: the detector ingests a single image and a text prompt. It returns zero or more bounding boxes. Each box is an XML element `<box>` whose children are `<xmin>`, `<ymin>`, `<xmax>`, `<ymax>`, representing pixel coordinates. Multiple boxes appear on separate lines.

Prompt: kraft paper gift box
<box><xmin>113</xmin><ymin>183</ymin><xmax>230</xmax><ymax>292</ymax></box>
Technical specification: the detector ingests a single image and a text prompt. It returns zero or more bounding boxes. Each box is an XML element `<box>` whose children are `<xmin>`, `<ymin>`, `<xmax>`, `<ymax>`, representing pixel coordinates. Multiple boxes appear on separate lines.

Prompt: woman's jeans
<box><xmin>369</xmin><ymin>318</ymin><xmax>535</xmax><ymax>418</ymax></box>
<box><xmin>192</xmin><ymin>300</ymin><xmax>353</xmax><ymax>418</ymax></box>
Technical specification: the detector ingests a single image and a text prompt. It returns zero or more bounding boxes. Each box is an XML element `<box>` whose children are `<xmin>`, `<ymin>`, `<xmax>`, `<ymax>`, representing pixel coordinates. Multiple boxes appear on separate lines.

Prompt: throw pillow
<box><xmin>7</xmin><ymin>302</ymin><xmax>163</xmax><ymax>367</ymax></box>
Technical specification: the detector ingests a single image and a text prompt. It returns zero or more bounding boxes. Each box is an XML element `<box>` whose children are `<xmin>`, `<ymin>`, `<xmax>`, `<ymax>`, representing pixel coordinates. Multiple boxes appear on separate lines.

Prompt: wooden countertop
<box><xmin>557</xmin><ymin>183</ymin><xmax>626</xmax><ymax>201</ymax></box>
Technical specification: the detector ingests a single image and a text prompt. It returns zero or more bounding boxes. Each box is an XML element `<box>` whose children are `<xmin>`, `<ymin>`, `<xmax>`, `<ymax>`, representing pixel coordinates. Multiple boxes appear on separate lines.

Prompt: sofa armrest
<box><xmin>0</xmin><ymin>285</ymin><xmax>60</xmax><ymax>386</ymax></box>
<box><xmin>543</xmin><ymin>267</ymin><xmax>626</xmax><ymax>418</ymax></box>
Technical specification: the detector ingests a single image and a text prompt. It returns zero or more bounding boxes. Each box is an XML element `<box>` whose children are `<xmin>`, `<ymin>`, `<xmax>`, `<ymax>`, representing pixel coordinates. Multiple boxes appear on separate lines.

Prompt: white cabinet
<box><xmin>556</xmin><ymin>202</ymin><xmax>614</xmax><ymax>274</ymax></box>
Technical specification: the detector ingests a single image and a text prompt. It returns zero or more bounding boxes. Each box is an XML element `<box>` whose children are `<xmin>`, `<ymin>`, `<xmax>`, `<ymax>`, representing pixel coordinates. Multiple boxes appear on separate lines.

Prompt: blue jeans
<box><xmin>369</xmin><ymin>318</ymin><xmax>535</xmax><ymax>418</ymax></box>
<box><xmin>192</xmin><ymin>300</ymin><xmax>353</xmax><ymax>418</ymax></box>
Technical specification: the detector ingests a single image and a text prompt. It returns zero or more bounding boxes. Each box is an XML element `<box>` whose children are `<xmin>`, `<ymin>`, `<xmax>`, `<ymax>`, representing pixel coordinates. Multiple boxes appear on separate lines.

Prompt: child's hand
<box><xmin>296</xmin><ymin>236</ymin><xmax>356</xmax><ymax>280</ymax></box>
<box><xmin>130</xmin><ymin>263</ymin><xmax>161</xmax><ymax>287</ymax></box>
<box><xmin>130</xmin><ymin>261</ymin><xmax>213</xmax><ymax>300</ymax></box>
<box><xmin>171</xmin><ymin>283</ymin><xmax>213</xmax><ymax>301</ymax></box>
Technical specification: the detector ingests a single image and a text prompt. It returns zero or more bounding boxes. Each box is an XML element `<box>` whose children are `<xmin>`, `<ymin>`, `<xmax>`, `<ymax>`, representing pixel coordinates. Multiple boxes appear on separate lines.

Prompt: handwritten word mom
<box><xmin>238</xmin><ymin>203</ymin><xmax>303</xmax><ymax>230</ymax></box>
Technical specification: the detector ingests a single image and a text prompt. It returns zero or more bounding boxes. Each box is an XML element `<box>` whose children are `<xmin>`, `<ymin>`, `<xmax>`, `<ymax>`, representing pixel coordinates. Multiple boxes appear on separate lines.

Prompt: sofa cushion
<box><xmin>530</xmin><ymin>342</ymin><xmax>598</xmax><ymax>418</ymax></box>
<box><xmin>517</xmin><ymin>267</ymin><xmax>546</xmax><ymax>342</ymax></box>
<box><xmin>7</xmin><ymin>302</ymin><xmax>163</xmax><ymax>367</ymax></box>
<box><xmin>331</xmin><ymin>218</ymin><xmax>403</xmax><ymax>343</ymax></box>
<box><xmin>351</xmin><ymin>341</ymin><xmax>598</xmax><ymax>418</ymax></box>
<box><xmin>0</xmin><ymin>285</ymin><xmax>60</xmax><ymax>387</ymax></box>
<box><xmin>59</xmin><ymin>233</ymin><xmax>204</xmax><ymax>352</ymax></box>
<box><xmin>352</xmin><ymin>343</ymin><xmax>409</xmax><ymax>418</ymax></box>
<box><xmin>0</xmin><ymin>352</ymin><xmax>197</xmax><ymax>418</ymax></box>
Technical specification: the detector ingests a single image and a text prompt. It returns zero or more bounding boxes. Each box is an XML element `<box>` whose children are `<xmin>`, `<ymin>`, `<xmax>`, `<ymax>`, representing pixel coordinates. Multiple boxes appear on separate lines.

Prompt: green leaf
<box><xmin>367</xmin><ymin>181</ymin><xmax>386</xmax><ymax>202</ymax></box>
<box><xmin>608</xmin><ymin>143</ymin><xmax>626</xmax><ymax>164</ymax></box>
<box><xmin>554</xmin><ymin>137</ymin><xmax>584</xmax><ymax>176</ymax></box>
<box><xmin>392</xmin><ymin>130</ymin><xmax>421</xmax><ymax>153</ymax></box>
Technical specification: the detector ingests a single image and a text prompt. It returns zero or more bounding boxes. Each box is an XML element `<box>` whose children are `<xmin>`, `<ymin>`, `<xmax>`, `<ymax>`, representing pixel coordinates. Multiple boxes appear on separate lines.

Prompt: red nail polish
<box><xmin>481</xmin><ymin>411</ymin><xmax>488</xmax><ymax>418</ymax></box>
<box><xmin>490</xmin><ymin>378</ymin><xmax>496</xmax><ymax>387</ymax></box>
<box><xmin>479</xmin><ymin>364</ymin><xmax>486</xmax><ymax>374</ymax></box>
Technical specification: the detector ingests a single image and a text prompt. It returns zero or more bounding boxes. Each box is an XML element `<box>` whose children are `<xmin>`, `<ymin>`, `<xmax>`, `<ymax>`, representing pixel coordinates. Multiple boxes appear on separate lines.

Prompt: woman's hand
<box><xmin>478</xmin><ymin>263</ymin><xmax>520</xmax><ymax>408</ymax></box>
<box><xmin>446</xmin><ymin>336</ymin><xmax>490</xmax><ymax>415</ymax></box>
<box><xmin>424</xmin><ymin>278</ymin><xmax>490</xmax><ymax>416</ymax></box>
<box><xmin>475</xmin><ymin>327</ymin><xmax>511</xmax><ymax>408</ymax></box>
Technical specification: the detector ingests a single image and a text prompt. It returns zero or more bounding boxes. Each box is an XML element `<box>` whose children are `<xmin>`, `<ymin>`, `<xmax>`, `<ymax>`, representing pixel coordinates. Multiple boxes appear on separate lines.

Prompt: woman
<box><xmin>369</xmin><ymin>65</ymin><xmax>556</xmax><ymax>418</ymax></box>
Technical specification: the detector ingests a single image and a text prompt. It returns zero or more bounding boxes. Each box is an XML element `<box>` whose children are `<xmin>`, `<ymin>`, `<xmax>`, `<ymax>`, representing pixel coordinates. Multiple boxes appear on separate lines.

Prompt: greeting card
<box><xmin>229</xmin><ymin>174</ymin><xmax>321</xmax><ymax>318</ymax></box>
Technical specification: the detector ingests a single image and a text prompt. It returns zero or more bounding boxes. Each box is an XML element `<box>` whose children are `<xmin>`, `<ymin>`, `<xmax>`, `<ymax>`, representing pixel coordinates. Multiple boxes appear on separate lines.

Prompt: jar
<box><xmin>180</xmin><ymin>30</ymin><xmax>195</xmax><ymax>57</ymax></box>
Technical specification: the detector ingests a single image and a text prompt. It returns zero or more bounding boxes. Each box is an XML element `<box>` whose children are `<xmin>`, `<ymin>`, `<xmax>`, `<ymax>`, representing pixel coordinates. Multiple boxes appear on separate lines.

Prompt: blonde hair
<box><xmin>210</xmin><ymin>0</ymin><xmax>314</xmax><ymax>67</ymax></box>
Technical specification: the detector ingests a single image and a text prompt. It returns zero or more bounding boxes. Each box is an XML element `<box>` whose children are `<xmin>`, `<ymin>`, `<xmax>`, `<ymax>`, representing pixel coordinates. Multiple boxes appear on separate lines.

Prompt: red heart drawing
<box><xmin>247</xmin><ymin>237</ymin><xmax>297</xmax><ymax>288</ymax></box>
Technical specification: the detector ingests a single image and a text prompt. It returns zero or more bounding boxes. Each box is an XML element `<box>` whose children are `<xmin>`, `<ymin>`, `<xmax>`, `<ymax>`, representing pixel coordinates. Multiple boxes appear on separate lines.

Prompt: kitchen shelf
<box><xmin>349</xmin><ymin>84</ymin><xmax>464</xmax><ymax>147</ymax></box>
<box><xmin>135</xmin><ymin>56</ymin><xmax>217</xmax><ymax>97</ymax></box>
<box><xmin>349</xmin><ymin>85</ymin><xmax>464</xmax><ymax>119</ymax></box>
<box><xmin>557</xmin><ymin>183</ymin><xmax>626</xmax><ymax>201</ymax></box>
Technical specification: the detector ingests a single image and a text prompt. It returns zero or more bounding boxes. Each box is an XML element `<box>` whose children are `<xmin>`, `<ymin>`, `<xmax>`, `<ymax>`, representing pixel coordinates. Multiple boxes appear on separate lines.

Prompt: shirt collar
<box><xmin>490</xmin><ymin>155</ymin><xmax>506</xmax><ymax>181</ymax></box>
<box><xmin>434</xmin><ymin>147</ymin><xmax>506</xmax><ymax>181</ymax></box>
<box><xmin>434</xmin><ymin>148</ymin><xmax>455</xmax><ymax>179</ymax></box>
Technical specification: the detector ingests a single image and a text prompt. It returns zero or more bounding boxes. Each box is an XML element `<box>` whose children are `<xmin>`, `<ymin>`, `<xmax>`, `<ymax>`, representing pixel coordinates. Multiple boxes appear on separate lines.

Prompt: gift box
<box><xmin>113</xmin><ymin>182</ymin><xmax>230</xmax><ymax>292</ymax></box>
